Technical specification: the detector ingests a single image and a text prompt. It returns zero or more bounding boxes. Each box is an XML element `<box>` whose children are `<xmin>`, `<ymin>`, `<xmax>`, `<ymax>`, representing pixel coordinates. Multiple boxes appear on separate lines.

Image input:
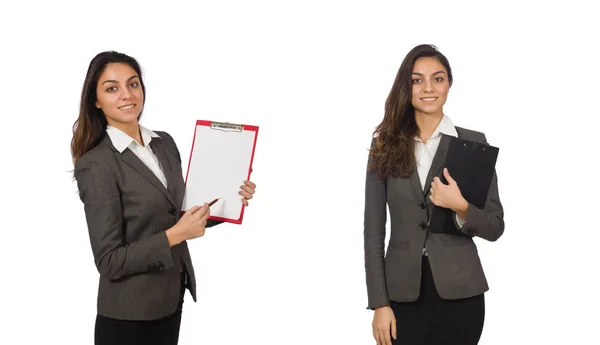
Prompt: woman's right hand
<box><xmin>372</xmin><ymin>306</ymin><xmax>397</xmax><ymax>345</ymax></box>
<box><xmin>166</xmin><ymin>204</ymin><xmax>210</xmax><ymax>246</ymax></box>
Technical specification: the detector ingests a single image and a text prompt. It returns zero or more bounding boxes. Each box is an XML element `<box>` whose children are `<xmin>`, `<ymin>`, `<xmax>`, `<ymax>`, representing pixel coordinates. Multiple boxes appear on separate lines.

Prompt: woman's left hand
<box><xmin>429</xmin><ymin>168</ymin><xmax>468</xmax><ymax>213</ymax></box>
<box><xmin>239</xmin><ymin>180</ymin><xmax>256</xmax><ymax>206</ymax></box>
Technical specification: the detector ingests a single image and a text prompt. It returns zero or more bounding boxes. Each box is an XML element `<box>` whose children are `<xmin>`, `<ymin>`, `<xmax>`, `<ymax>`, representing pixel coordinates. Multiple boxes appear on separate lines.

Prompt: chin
<box><xmin>415</xmin><ymin>107</ymin><xmax>441</xmax><ymax>115</ymax></box>
<box><xmin>111</xmin><ymin>115</ymin><xmax>139</xmax><ymax>125</ymax></box>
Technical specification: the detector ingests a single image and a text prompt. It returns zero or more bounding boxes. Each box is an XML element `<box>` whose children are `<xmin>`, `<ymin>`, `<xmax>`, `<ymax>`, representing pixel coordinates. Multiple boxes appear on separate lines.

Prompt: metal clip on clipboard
<box><xmin>210</xmin><ymin>121</ymin><xmax>243</xmax><ymax>132</ymax></box>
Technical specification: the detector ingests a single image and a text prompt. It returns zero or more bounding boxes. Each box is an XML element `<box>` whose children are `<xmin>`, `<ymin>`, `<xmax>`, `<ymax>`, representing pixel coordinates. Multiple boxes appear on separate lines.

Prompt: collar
<box><xmin>106</xmin><ymin>125</ymin><xmax>160</xmax><ymax>153</ymax></box>
<box><xmin>415</xmin><ymin>114</ymin><xmax>458</xmax><ymax>142</ymax></box>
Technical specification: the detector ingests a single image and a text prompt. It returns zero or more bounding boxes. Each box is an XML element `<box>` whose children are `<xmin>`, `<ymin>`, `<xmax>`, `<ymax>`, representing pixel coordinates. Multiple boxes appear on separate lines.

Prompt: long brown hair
<box><xmin>369</xmin><ymin>44</ymin><xmax>453</xmax><ymax>179</ymax></box>
<box><xmin>70</xmin><ymin>51</ymin><xmax>146</xmax><ymax>165</ymax></box>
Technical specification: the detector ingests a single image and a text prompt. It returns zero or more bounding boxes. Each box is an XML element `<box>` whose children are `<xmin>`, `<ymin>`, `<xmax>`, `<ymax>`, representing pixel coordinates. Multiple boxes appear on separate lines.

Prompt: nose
<box><xmin>120</xmin><ymin>88</ymin><xmax>133</xmax><ymax>100</ymax></box>
<box><xmin>423</xmin><ymin>80</ymin><xmax>434</xmax><ymax>93</ymax></box>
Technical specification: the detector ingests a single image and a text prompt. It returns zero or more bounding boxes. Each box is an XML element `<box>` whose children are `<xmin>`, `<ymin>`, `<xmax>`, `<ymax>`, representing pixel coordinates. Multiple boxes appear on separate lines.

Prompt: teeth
<box><xmin>119</xmin><ymin>104</ymin><xmax>134</xmax><ymax>110</ymax></box>
<box><xmin>421</xmin><ymin>98</ymin><xmax>436</xmax><ymax>101</ymax></box>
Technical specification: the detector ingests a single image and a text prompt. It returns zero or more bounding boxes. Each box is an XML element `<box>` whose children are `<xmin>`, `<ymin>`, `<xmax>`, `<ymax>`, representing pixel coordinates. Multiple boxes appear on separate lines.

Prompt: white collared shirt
<box><xmin>414</xmin><ymin>114</ymin><xmax>458</xmax><ymax>190</ymax></box>
<box><xmin>106</xmin><ymin>125</ymin><xmax>168</xmax><ymax>189</ymax></box>
<box><xmin>415</xmin><ymin>115</ymin><xmax>465</xmax><ymax>254</ymax></box>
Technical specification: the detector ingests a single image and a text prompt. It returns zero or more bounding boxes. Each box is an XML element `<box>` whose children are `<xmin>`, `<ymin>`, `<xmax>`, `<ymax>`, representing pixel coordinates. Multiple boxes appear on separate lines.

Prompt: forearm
<box><xmin>93</xmin><ymin>231</ymin><xmax>176</xmax><ymax>280</ymax></box>
<box><xmin>455</xmin><ymin>172</ymin><xmax>504</xmax><ymax>241</ymax></box>
<box><xmin>461</xmin><ymin>201</ymin><xmax>504</xmax><ymax>241</ymax></box>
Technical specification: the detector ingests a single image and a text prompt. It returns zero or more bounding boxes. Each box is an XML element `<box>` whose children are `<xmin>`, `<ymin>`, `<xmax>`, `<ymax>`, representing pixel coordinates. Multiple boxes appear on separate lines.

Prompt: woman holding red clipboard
<box><xmin>70</xmin><ymin>51</ymin><xmax>257</xmax><ymax>345</ymax></box>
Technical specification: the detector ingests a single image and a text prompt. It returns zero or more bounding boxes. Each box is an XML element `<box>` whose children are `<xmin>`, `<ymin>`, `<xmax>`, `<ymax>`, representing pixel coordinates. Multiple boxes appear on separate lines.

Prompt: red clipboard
<box><xmin>182</xmin><ymin>120</ymin><xmax>259</xmax><ymax>224</ymax></box>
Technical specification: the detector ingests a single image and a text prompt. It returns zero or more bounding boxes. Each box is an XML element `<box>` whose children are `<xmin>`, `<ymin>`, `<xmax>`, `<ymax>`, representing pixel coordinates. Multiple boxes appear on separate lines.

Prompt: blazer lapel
<box><xmin>101</xmin><ymin>134</ymin><xmax>177</xmax><ymax>207</ymax></box>
<box><xmin>424</xmin><ymin>134</ymin><xmax>451</xmax><ymax>198</ymax></box>
<box><xmin>148</xmin><ymin>138</ymin><xmax>177</xmax><ymax>198</ymax></box>
<box><xmin>120</xmin><ymin>149</ymin><xmax>176</xmax><ymax>207</ymax></box>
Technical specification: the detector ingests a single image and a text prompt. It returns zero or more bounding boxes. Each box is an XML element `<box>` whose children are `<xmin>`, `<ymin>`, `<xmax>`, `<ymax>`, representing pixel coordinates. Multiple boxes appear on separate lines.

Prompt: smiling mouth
<box><xmin>420</xmin><ymin>97</ymin><xmax>437</xmax><ymax>102</ymax></box>
<box><xmin>119</xmin><ymin>104</ymin><xmax>136</xmax><ymax>110</ymax></box>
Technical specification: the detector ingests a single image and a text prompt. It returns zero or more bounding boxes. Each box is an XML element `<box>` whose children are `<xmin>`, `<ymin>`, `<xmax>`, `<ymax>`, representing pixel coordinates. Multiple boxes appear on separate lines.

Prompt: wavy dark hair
<box><xmin>369</xmin><ymin>44</ymin><xmax>453</xmax><ymax>179</ymax></box>
<box><xmin>70</xmin><ymin>51</ymin><xmax>146</xmax><ymax>165</ymax></box>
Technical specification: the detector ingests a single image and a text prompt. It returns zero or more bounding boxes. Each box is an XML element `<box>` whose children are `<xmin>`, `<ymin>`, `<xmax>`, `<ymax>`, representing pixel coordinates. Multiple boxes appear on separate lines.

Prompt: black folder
<box><xmin>428</xmin><ymin>136</ymin><xmax>499</xmax><ymax>235</ymax></box>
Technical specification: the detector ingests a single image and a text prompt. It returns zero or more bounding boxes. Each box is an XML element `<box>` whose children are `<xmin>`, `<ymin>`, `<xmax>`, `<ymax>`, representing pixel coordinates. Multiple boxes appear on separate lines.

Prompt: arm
<box><xmin>75</xmin><ymin>156</ymin><xmax>176</xmax><ymax>281</ymax></box>
<box><xmin>457</xmin><ymin>170</ymin><xmax>504</xmax><ymax>241</ymax></box>
<box><xmin>364</xmin><ymin>138</ymin><xmax>390</xmax><ymax>310</ymax></box>
<box><xmin>160</xmin><ymin>131</ymin><xmax>223</xmax><ymax>228</ymax></box>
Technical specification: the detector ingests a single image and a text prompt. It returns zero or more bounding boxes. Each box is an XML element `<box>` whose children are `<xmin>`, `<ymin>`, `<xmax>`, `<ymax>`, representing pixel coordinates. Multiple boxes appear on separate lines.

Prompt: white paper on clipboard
<box><xmin>182</xmin><ymin>120</ymin><xmax>258</xmax><ymax>224</ymax></box>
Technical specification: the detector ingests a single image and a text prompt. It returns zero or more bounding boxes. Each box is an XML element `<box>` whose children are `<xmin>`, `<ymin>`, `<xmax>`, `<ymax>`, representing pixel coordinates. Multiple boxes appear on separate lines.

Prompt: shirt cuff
<box><xmin>455</xmin><ymin>213</ymin><xmax>466</xmax><ymax>228</ymax></box>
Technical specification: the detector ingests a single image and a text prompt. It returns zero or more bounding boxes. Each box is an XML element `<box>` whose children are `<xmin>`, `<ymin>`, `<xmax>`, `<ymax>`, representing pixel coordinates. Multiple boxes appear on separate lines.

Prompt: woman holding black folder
<box><xmin>364</xmin><ymin>44</ymin><xmax>504</xmax><ymax>345</ymax></box>
<box><xmin>71</xmin><ymin>51</ymin><xmax>257</xmax><ymax>345</ymax></box>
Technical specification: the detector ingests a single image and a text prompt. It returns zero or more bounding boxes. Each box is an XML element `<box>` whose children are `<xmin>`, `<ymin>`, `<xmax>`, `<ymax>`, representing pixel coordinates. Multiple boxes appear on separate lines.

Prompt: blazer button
<box><xmin>169</xmin><ymin>207</ymin><xmax>176</xmax><ymax>215</ymax></box>
<box><xmin>419</xmin><ymin>203</ymin><xmax>426</xmax><ymax>209</ymax></box>
<box><xmin>419</xmin><ymin>223</ymin><xmax>427</xmax><ymax>230</ymax></box>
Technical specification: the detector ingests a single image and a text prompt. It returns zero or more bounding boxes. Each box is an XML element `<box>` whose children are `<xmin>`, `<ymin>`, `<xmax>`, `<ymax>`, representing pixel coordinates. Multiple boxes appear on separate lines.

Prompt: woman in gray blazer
<box><xmin>364</xmin><ymin>44</ymin><xmax>504</xmax><ymax>345</ymax></box>
<box><xmin>71</xmin><ymin>51</ymin><xmax>257</xmax><ymax>345</ymax></box>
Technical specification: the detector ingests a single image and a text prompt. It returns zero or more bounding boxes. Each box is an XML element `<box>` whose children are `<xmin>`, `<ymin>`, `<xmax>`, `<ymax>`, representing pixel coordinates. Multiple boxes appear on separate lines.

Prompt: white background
<box><xmin>1</xmin><ymin>0</ymin><xmax>598</xmax><ymax>344</ymax></box>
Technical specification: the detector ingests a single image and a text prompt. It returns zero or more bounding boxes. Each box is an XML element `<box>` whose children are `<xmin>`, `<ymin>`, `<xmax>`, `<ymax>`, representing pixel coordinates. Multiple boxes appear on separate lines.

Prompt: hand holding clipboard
<box><xmin>428</xmin><ymin>136</ymin><xmax>499</xmax><ymax>235</ymax></box>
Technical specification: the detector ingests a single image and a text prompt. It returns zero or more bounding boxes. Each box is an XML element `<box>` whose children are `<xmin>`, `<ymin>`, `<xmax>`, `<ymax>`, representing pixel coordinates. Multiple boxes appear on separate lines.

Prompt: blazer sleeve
<box><xmin>364</xmin><ymin>138</ymin><xmax>390</xmax><ymax>309</ymax></box>
<box><xmin>75</xmin><ymin>156</ymin><xmax>175</xmax><ymax>281</ymax></box>
<box><xmin>159</xmin><ymin>131</ymin><xmax>223</xmax><ymax>228</ymax></box>
<box><xmin>457</xmin><ymin>133</ymin><xmax>505</xmax><ymax>241</ymax></box>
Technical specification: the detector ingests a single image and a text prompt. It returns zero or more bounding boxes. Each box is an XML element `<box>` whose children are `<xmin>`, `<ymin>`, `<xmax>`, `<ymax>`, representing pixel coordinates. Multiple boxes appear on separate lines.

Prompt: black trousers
<box><xmin>390</xmin><ymin>256</ymin><xmax>485</xmax><ymax>345</ymax></box>
<box><xmin>94</xmin><ymin>273</ymin><xmax>187</xmax><ymax>345</ymax></box>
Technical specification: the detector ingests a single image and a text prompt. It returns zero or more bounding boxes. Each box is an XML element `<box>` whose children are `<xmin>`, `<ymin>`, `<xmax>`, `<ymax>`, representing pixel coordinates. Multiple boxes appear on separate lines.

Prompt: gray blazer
<box><xmin>75</xmin><ymin>131</ymin><xmax>221</xmax><ymax>321</ymax></box>
<box><xmin>364</xmin><ymin>126</ymin><xmax>504</xmax><ymax>310</ymax></box>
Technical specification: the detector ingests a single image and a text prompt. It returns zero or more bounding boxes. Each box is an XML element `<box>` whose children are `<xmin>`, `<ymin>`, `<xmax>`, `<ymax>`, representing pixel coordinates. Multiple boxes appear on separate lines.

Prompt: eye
<box><xmin>130</xmin><ymin>81</ymin><xmax>139</xmax><ymax>88</ymax></box>
<box><xmin>434</xmin><ymin>77</ymin><xmax>444</xmax><ymax>82</ymax></box>
<box><xmin>106</xmin><ymin>86</ymin><xmax>117</xmax><ymax>92</ymax></box>
<box><xmin>412</xmin><ymin>79</ymin><xmax>421</xmax><ymax>84</ymax></box>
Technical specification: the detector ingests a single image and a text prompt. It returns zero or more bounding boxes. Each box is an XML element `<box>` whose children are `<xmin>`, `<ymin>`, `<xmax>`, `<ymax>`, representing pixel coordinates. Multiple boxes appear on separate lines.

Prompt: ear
<box><xmin>95</xmin><ymin>101</ymin><xmax>100</xmax><ymax>109</ymax></box>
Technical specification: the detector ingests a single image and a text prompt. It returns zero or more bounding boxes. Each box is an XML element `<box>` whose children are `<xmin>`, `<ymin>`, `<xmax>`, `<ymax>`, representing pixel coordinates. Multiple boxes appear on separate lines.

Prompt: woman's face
<box><xmin>95</xmin><ymin>62</ymin><xmax>144</xmax><ymax>127</ymax></box>
<box><xmin>410</xmin><ymin>57</ymin><xmax>449</xmax><ymax>116</ymax></box>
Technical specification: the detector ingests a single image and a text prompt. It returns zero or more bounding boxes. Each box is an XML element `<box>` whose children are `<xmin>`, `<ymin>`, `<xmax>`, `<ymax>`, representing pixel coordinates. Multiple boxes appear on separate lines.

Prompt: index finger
<box><xmin>192</xmin><ymin>203</ymin><xmax>209</xmax><ymax>216</ymax></box>
<box><xmin>244</xmin><ymin>180</ymin><xmax>256</xmax><ymax>189</ymax></box>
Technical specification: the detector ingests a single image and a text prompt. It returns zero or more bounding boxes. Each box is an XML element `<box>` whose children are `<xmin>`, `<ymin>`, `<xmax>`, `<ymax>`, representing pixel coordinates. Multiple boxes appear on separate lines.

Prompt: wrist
<box><xmin>454</xmin><ymin>198</ymin><xmax>469</xmax><ymax>217</ymax></box>
<box><xmin>165</xmin><ymin>225</ymin><xmax>185</xmax><ymax>247</ymax></box>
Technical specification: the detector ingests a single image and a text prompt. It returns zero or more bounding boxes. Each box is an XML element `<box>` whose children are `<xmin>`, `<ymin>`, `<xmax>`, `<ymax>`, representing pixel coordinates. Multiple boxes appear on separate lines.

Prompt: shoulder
<box><xmin>154</xmin><ymin>130</ymin><xmax>176</xmax><ymax>146</ymax></box>
<box><xmin>455</xmin><ymin>126</ymin><xmax>488</xmax><ymax>144</ymax></box>
<box><xmin>75</xmin><ymin>140</ymin><xmax>113</xmax><ymax>171</ymax></box>
<box><xmin>153</xmin><ymin>130</ymin><xmax>181</xmax><ymax>161</ymax></box>
<box><xmin>74</xmin><ymin>144</ymin><xmax>117</xmax><ymax>186</ymax></box>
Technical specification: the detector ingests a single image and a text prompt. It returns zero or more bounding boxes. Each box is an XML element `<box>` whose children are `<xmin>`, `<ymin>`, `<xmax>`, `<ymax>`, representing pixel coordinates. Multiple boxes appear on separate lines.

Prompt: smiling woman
<box><xmin>364</xmin><ymin>44</ymin><xmax>504</xmax><ymax>345</ymax></box>
<box><xmin>70</xmin><ymin>51</ymin><xmax>257</xmax><ymax>345</ymax></box>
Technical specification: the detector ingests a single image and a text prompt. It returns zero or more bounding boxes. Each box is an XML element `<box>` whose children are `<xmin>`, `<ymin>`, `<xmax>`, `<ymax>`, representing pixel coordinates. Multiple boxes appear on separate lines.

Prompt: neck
<box><xmin>112</xmin><ymin>122</ymin><xmax>143</xmax><ymax>145</ymax></box>
<box><xmin>414</xmin><ymin>111</ymin><xmax>443</xmax><ymax>143</ymax></box>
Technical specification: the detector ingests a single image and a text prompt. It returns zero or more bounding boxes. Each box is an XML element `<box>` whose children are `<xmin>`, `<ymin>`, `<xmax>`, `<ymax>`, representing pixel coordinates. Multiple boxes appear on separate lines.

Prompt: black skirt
<box><xmin>390</xmin><ymin>256</ymin><xmax>485</xmax><ymax>345</ymax></box>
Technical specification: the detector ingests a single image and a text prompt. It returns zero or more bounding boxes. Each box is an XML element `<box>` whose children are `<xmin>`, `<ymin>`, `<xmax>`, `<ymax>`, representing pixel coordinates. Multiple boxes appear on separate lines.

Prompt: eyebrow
<box><xmin>412</xmin><ymin>71</ymin><xmax>446</xmax><ymax>76</ymax></box>
<box><xmin>101</xmin><ymin>75</ymin><xmax>140</xmax><ymax>85</ymax></box>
